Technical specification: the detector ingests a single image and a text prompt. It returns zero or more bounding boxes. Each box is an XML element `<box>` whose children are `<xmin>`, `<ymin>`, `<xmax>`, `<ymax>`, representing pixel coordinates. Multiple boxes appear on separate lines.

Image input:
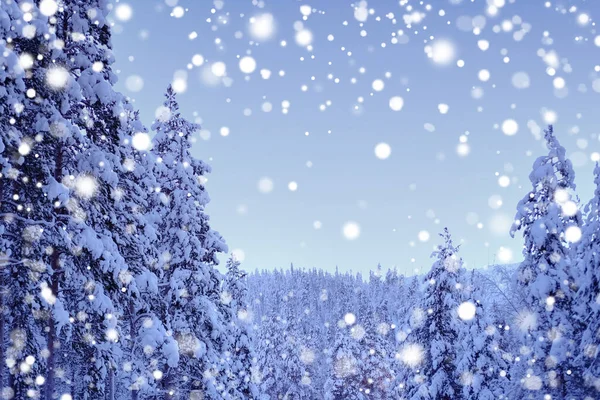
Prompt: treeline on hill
<box><xmin>246</xmin><ymin>126</ymin><xmax>600</xmax><ymax>400</ymax></box>
<box><xmin>1</xmin><ymin>2</ymin><xmax>600</xmax><ymax>400</ymax></box>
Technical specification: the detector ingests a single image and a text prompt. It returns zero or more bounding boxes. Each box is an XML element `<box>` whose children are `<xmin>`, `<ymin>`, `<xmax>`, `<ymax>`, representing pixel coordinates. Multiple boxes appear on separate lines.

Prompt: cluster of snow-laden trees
<box><xmin>247</xmin><ymin>126</ymin><xmax>600</xmax><ymax>400</ymax></box>
<box><xmin>2</xmin><ymin>2</ymin><xmax>600</xmax><ymax>400</ymax></box>
<box><xmin>0</xmin><ymin>1</ymin><xmax>256</xmax><ymax>399</ymax></box>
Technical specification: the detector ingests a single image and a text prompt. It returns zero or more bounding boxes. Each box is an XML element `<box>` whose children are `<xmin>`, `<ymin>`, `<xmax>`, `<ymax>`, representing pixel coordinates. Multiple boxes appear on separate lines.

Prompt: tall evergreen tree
<box><xmin>510</xmin><ymin>125</ymin><xmax>583</xmax><ymax>398</ymax></box>
<box><xmin>150</xmin><ymin>86</ymin><xmax>229</xmax><ymax>398</ymax></box>
<box><xmin>50</xmin><ymin>3</ymin><xmax>169</xmax><ymax>398</ymax></box>
<box><xmin>0</xmin><ymin>3</ymin><xmax>110</xmax><ymax>398</ymax></box>
<box><xmin>324</xmin><ymin>323</ymin><xmax>365</xmax><ymax>400</ymax></box>
<box><xmin>403</xmin><ymin>228</ymin><xmax>464</xmax><ymax>400</ymax></box>
<box><xmin>454</xmin><ymin>272</ymin><xmax>509</xmax><ymax>399</ymax></box>
<box><xmin>575</xmin><ymin>163</ymin><xmax>600</xmax><ymax>396</ymax></box>
<box><xmin>0</xmin><ymin>4</ymin><xmax>52</xmax><ymax>397</ymax></box>
<box><xmin>358</xmin><ymin>294</ymin><xmax>392</xmax><ymax>399</ymax></box>
<box><xmin>256</xmin><ymin>293</ymin><xmax>313</xmax><ymax>399</ymax></box>
<box><xmin>255</xmin><ymin>314</ymin><xmax>286</xmax><ymax>398</ymax></box>
<box><xmin>278</xmin><ymin>301</ymin><xmax>312</xmax><ymax>399</ymax></box>
<box><xmin>222</xmin><ymin>256</ymin><xmax>259</xmax><ymax>399</ymax></box>
<box><xmin>0</xmin><ymin>2</ymin><xmax>242</xmax><ymax>400</ymax></box>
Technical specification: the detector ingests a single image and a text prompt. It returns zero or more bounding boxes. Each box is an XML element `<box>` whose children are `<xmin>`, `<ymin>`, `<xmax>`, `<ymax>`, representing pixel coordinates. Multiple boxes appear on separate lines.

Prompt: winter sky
<box><xmin>109</xmin><ymin>0</ymin><xmax>600</xmax><ymax>275</ymax></box>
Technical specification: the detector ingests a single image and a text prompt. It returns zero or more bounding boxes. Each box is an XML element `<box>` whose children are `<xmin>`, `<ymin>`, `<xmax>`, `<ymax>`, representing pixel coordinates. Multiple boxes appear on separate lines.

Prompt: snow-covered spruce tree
<box><xmin>358</xmin><ymin>296</ymin><xmax>392</xmax><ymax>399</ymax></box>
<box><xmin>280</xmin><ymin>302</ymin><xmax>313</xmax><ymax>399</ymax></box>
<box><xmin>108</xmin><ymin>114</ymin><xmax>179</xmax><ymax>400</ymax></box>
<box><xmin>48</xmin><ymin>3</ymin><xmax>187</xmax><ymax>398</ymax></box>
<box><xmin>384</xmin><ymin>268</ymin><xmax>405</xmax><ymax>322</ymax></box>
<box><xmin>0</xmin><ymin>2</ymin><xmax>114</xmax><ymax>398</ymax></box>
<box><xmin>389</xmin><ymin>275</ymin><xmax>421</xmax><ymax>397</ymax></box>
<box><xmin>255</xmin><ymin>291</ymin><xmax>313</xmax><ymax>399</ymax></box>
<box><xmin>0</xmin><ymin>44</ymin><xmax>18</xmax><ymax>393</ymax></box>
<box><xmin>0</xmin><ymin>0</ymin><xmax>23</xmax><ymax>382</ymax></box>
<box><xmin>0</xmin><ymin>2</ymin><xmax>178</xmax><ymax>397</ymax></box>
<box><xmin>454</xmin><ymin>271</ymin><xmax>509</xmax><ymax>399</ymax></box>
<box><xmin>401</xmin><ymin>277</ymin><xmax>420</xmax><ymax>318</ymax></box>
<box><xmin>324</xmin><ymin>322</ymin><xmax>365</xmax><ymax>400</ymax></box>
<box><xmin>255</xmin><ymin>314</ymin><xmax>285</xmax><ymax>398</ymax></box>
<box><xmin>295</xmin><ymin>275</ymin><xmax>320</xmax><ymax>395</ymax></box>
<box><xmin>0</xmin><ymin>4</ymin><xmax>52</xmax><ymax>396</ymax></box>
<box><xmin>510</xmin><ymin>125</ymin><xmax>583</xmax><ymax>398</ymax></box>
<box><xmin>222</xmin><ymin>256</ymin><xmax>259</xmax><ymax>399</ymax></box>
<box><xmin>575</xmin><ymin>163</ymin><xmax>600</xmax><ymax>397</ymax></box>
<box><xmin>31</xmin><ymin>3</ymin><xmax>165</xmax><ymax>398</ymax></box>
<box><xmin>374</xmin><ymin>297</ymin><xmax>398</xmax><ymax>386</ymax></box>
<box><xmin>402</xmin><ymin>228</ymin><xmax>465</xmax><ymax>400</ymax></box>
<box><xmin>150</xmin><ymin>86</ymin><xmax>229</xmax><ymax>398</ymax></box>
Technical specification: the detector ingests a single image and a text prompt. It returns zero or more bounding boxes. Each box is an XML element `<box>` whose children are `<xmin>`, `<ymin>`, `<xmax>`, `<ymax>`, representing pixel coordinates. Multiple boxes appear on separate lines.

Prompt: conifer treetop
<box><xmin>429</xmin><ymin>227</ymin><xmax>463</xmax><ymax>275</ymax></box>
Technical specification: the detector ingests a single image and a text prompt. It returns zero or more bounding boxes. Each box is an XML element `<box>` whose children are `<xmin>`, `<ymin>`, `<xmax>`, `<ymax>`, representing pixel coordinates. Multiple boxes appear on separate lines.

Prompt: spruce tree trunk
<box><xmin>71</xmin><ymin>366</ymin><xmax>76</xmax><ymax>400</ymax></box>
<box><xmin>107</xmin><ymin>365</ymin><xmax>115</xmax><ymax>400</ymax></box>
<box><xmin>8</xmin><ymin>371</ymin><xmax>15</xmax><ymax>397</ymax></box>
<box><xmin>44</xmin><ymin>251</ymin><xmax>59</xmax><ymax>400</ymax></box>
<box><xmin>44</xmin><ymin>146</ymin><xmax>63</xmax><ymax>400</ymax></box>
<box><xmin>161</xmin><ymin>366</ymin><xmax>173</xmax><ymax>400</ymax></box>
<box><xmin>129</xmin><ymin>300</ymin><xmax>139</xmax><ymax>400</ymax></box>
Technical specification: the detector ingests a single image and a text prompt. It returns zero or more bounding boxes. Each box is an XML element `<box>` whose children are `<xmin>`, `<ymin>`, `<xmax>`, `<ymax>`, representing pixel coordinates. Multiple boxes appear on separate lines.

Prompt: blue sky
<box><xmin>109</xmin><ymin>0</ymin><xmax>600</xmax><ymax>276</ymax></box>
